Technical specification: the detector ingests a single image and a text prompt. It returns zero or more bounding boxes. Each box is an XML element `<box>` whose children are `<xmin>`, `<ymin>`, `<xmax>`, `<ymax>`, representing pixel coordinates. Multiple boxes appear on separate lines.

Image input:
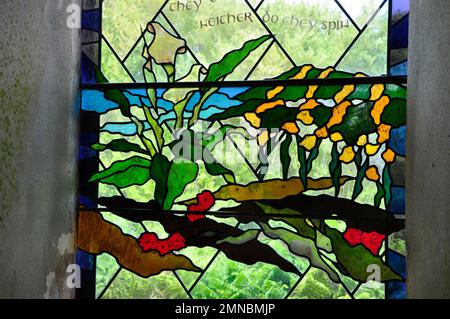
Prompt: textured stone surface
<box><xmin>407</xmin><ymin>0</ymin><xmax>450</xmax><ymax>299</ymax></box>
<box><xmin>0</xmin><ymin>0</ymin><xmax>80</xmax><ymax>298</ymax></box>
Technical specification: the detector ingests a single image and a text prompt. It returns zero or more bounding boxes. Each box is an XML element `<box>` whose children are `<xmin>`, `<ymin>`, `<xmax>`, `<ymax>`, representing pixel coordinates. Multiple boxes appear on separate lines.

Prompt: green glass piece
<box><xmin>260</xmin><ymin>107</ymin><xmax>298</xmax><ymax>128</ymax></box>
<box><xmin>101</xmin><ymin>269</ymin><xmax>189</xmax><ymax>299</ymax></box>
<box><xmin>94</xmin><ymin>66</ymin><xmax>131</xmax><ymax>117</ymax></box>
<box><xmin>151</xmin><ymin>154</ymin><xmax>199</xmax><ymax>210</ymax></box>
<box><xmin>280</xmin><ymin>134</ymin><xmax>293</xmax><ymax>179</ymax></box>
<box><xmin>383</xmin><ymin>165</ymin><xmax>393</xmax><ymax>207</ymax></box>
<box><xmin>208</xmin><ymin>99</ymin><xmax>265</xmax><ymax>121</ymax></box>
<box><xmin>325</xmin><ymin>226</ymin><xmax>402</xmax><ymax>282</ymax></box>
<box><xmin>329</xmin><ymin>143</ymin><xmax>342</xmax><ymax>197</ymax></box>
<box><xmin>150</xmin><ymin>154</ymin><xmax>172</xmax><ymax>207</ymax></box>
<box><xmin>204</xmin><ymin>35</ymin><xmax>271</xmax><ymax>83</ymax></box>
<box><xmin>352</xmin><ymin>157</ymin><xmax>369</xmax><ymax>201</ymax></box>
<box><xmin>374</xmin><ymin>182</ymin><xmax>386</xmax><ymax>207</ymax></box>
<box><xmin>329</xmin><ymin>102</ymin><xmax>377</xmax><ymax>145</ymax></box>
<box><xmin>92</xmin><ymin>139</ymin><xmax>147</xmax><ymax>155</ymax></box>
<box><xmin>190</xmin><ymin>253</ymin><xmax>298</xmax><ymax>299</ymax></box>
<box><xmin>385</xmin><ymin>84</ymin><xmax>407</xmax><ymax>99</ymax></box>
<box><xmin>314</xmin><ymin>85</ymin><xmax>342</xmax><ymax>99</ymax></box>
<box><xmin>348</xmin><ymin>84</ymin><xmax>372</xmax><ymax>100</ymax></box>
<box><xmin>255</xmin><ymin>203</ymin><xmax>316</xmax><ymax>240</ymax></box>
<box><xmin>307</xmin><ymin>139</ymin><xmax>322</xmax><ymax>174</ymax></box>
<box><xmin>89</xmin><ymin>156</ymin><xmax>151</xmax><ymax>188</ymax></box>
<box><xmin>310</xmin><ymin>107</ymin><xmax>333</xmax><ymax>128</ymax></box>
<box><xmin>260</xmin><ymin>223</ymin><xmax>340</xmax><ymax>282</ymax></box>
<box><xmin>296</xmin><ymin>136</ymin><xmax>308</xmax><ymax>188</ymax></box>
<box><xmin>204</xmin><ymin>153</ymin><xmax>236</xmax><ymax>184</ymax></box>
<box><xmin>288</xmin><ymin>268</ymin><xmax>351</xmax><ymax>299</ymax></box>
<box><xmin>381</xmin><ymin>99</ymin><xmax>407</xmax><ymax>128</ymax></box>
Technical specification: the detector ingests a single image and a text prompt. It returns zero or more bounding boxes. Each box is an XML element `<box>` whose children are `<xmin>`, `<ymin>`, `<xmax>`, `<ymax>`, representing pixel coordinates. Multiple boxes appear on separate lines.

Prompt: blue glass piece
<box><xmin>82</xmin><ymin>90</ymin><xmax>118</xmax><ymax>113</ymax></box>
<box><xmin>389</xmin><ymin>186</ymin><xmax>406</xmax><ymax>214</ymax></box>
<box><xmin>101</xmin><ymin>122</ymin><xmax>151</xmax><ymax>136</ymax></box>
<box><xmin>76</xmin><ymin>250</ymin><xmax>95</xmax><ymax>270</ymax></box>
<box><xmin>156</xmin><ymin>89</ymin><xmax>165</xmax><ymax>98</ymax></box>
<box><xmin>387</xmin><ymin>250</ymin><xmax>407</xmax><ymax>299</ymax></box>
<box><xmin>82</xmin><ymin>9</ymin><xmax>101</xmax><ymax>31</ymax></box>
<box><xmin>79</xmin><ymin>194</ymin><xmax>97</xmax><ymax>208</ymax></box>
<box><xmin>80</xmin><ymin>132</ymin><xmax>99</xmax><ymax>148</ymax></box>
<box><xmin>200</xmin><ymin>106</ymin><xmax>227</xmax><ymax>119</ymax></box>
<box><xmin>157</xmin><ymin>99</ymin><xmax>175</xmax><ymax>111</ymax></box>
<box><xmin>388</xmin><ymin>250</ymin><xmax>406</xmax><ymax>279</ymax></box>
<box><xmin>204</xmin><ymin>93</ymin><xmax>242</xmax><ymax>109</ymax></box>
<box><xmin>123</xmin><ymin>92</ymin><xmax>145</xmax><ymax>106</ymax></box>
<box><xmin>389</xmin><ymin>126</ymin><xmax>406</xmax><ymax>156</ymax></box>
<box><xmin>218</xmin><ymin>87</ymin><xmax>250</xmax><ymax>98</ymax></box>
<box><xmin>184</xmin><ymin>92</ymin><xmax>241</xmax><ymax>112</ymax></box>
<box><xmin>392</xmin><ymin>0</ymin><xmax>410</xmax><ymax>18</ymax></box>
<box><xmin>388</xmin><ymin>281</ymin><xmax>406</xmax><ymax>299</ymax></box>
<box><xmin>158</xmin><ymin>106</ymin><xmax>225</xmax><ymax>124</ymax></box>
<box><xmin>79</xmin><ymin>146</ymin><xmax>97</xmax><ymax>160</ymax></box>
<box><xmin>391</xmin><ymin>61</ymin><xmax>408</xmax><ymax>76</ymax></box>
<box><xmin>81</xmin><ymin>53</ymin><xmax>97</xmax><ymax>84</ymax></box>
<box><xmin>390</xmin><ymin>15</ymin><xmax>409</xmax><ymax>49</ymax></box>
<box><xmin>185</xmin><ymin>92</ymin><xmax>201</xmax><ymax>111</ymax></box>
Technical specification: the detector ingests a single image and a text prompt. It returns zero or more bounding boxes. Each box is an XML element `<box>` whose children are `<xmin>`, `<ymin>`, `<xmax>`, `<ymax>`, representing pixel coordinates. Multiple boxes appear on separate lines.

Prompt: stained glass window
<box><xmin>78</xmin><ymin>0</ymin><xmax>408</xmax><ymax>299</ymax></box>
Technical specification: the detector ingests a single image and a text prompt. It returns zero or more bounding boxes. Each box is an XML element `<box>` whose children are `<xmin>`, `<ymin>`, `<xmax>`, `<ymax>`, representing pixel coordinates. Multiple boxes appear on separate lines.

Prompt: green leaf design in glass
<box><xmin>89</xmin><ymin>156</ymin><xmax>151</xmax><ymax>188</ymax></box>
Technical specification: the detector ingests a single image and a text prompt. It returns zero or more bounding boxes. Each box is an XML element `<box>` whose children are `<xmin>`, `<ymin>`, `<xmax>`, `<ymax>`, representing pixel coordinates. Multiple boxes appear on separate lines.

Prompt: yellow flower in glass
<box><xmin>315</xmin><ymin>127</ymin><xmax>328</xmax><ymax>138</ymax></box>
<box><xmin>330</xmin><ymin>132</ymin><xmax>344</xmax><ymax>142</ymax></box>
<box><xmin>382</xmin><ymin>148</ymin><xmax>397</xmax><ymax>163</ymax></box>
<box><xmin>297</xmin><ymin>110</ymin><xmax>314</xmax><ymax>125</ymax></box>
<box><xmin>357</xmin><ymin>134</ymin><xmax>368</xmax><ymax>147</ymax></box>
<box><xmin>299</xmin><ymin>135</ymin><xmax>317</xmax><ymax>151</ymax></box>
<box><xmin>257</xmin><ymin>131</ymin><xmax>270</xmax><ymax>146</ymax></box>
<box><xmin>244</xmin><ymin>112</ymin><xmax>261</xmax><ymax>128</ymax></box>
<box><xmin>377</xmin><ymin>124</ymin><xmax>392</xmax><ymax>144</ymax></box>
<box><xmin>282</xmin><ymin>122</ymin><xmax>300</xmax><ymax>134</ymax></box>
<box><xmin>365</xmin><ymin>143</ymin><xmax>381</xmax><ymax>156</ymax></box>
<box><xmin>339</xmin><ymin>146</ymin><xmax>355</xmax><ymax>163</ymax></box>
<box><xmin>366</xmin><ymin>166</ymin><xmax>380</xmax><ymax>182</ymax></box>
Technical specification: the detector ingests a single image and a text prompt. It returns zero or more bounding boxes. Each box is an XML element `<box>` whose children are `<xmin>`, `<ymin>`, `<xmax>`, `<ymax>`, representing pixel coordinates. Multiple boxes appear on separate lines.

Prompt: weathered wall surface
<box><xmin>0</xmin><ymin>0</ymin><xmax>80</xmax><ymax>298</ymax></box>
<box><xmin>407</xmin><ymin>0</ymin><xmax>450</xmax><ymax>298</ymax></box>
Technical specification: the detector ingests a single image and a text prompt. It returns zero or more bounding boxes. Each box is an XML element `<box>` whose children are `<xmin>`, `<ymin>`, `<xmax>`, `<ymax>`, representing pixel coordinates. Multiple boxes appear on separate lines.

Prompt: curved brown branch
<box><xmin>77</xmin><ymin>211</ymin><xmax>200</xmax><ymax>277</ymax></box>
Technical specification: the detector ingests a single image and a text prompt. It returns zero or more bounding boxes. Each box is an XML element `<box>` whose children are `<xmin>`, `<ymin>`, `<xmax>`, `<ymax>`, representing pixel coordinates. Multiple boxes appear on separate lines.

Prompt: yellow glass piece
<box><xmin>355</xmin><ymin>73</ymin><xmax>367</xmax><ymax>77</ymax></box>
<box><xmin>290</xmin><ymin>64</ymin><xmax>313</xmax><ymax>80</ymax></box>
<box><xmin>326</xmin><ymin>101</ymin><xmax>352</xmax><ymax>128</ymax></box>
<box><xmin>299</xmin><ymin>135</ymin><xmax>317</xmax><ymax>151</ymax></box>
<box><xmin>330</xmin><ymin>132</ymin><xmax>344</xmax><ymax>142</ymax></box>
<box><xmin>244</xmin><ymin>112</ymin><xmax>261</xmax><ymax>128</ymax></box>
<box><xmin>146</xmin><ymin>23</ymin><xmax>187</xmax><ymax>66</ymax></box>
<box><xmin>365</xmin><ymin>143</ymin><xmax>381</xmax><ymax>156</ymax></box>
<box><xmin>371</xmin><ymin>95</ymin><xmax>390</xmax><ymax>125</ymax></box>
<box><xmin>357</xmin><ymin>135</ymin><xmax>368</xmax><ymax>146</ymax></box>
<box><xmin>366</xmin><ymin>166</ymin><xmax>380</xmax><ymax>182</ymax></box>
<box><xmin>255</xmin><ymin>100</ymin><xmax>284</xmax><ymax>114</ymax></box>
<box><xmin>334</xmin><ymin>85</ymin><xmax>355</xmax><ymax>104</ymax></box>
<box><xmin>339</xmin><ymin>146</ymin><xmax>355</xmax><ymax>163</ymax></box>
<box><xmin>306</xmin><ymin>67</ymin><xmax>334</xmax><ymax>98</ymax></box>
<box><xmin>257</xmin><ymin>131</ymin><xmax>269</xmax><ymax>146</ymax></box>
<box><xmin>382</xmin><ymin>148</ymin><xmax>396</xmax><ymax>163</ymax></box>
<box><xmin>370</xmin><ymin>84</ymin><xmax>385</xmax><ymax>101</ymax></box>
<box><xmin>267</xmin><ymin>86</ymin><xmax>284</xmax><ymax>99</ymax></box>
<box><xmin>299</xmin><ymin>99</ymin><xmax>320</xmax><ymax>111</ymax></box>
<box><xmin>315</xmin><ymin>127</ymin><xmax>328</xmax><ymax>138</ymax></box>
<box><xmin>297</xmin><ymin>110</ymin><xmax>314</xmax><ymax>125</ymax></box>
<box><xmin>377</xmin><ymin>124</ymin><xmax>392</xmax><ymax>144</ymax></box>
<box><xmin>194</xmin><ymin>176</ymin><xmax>352</xmax><ymax>203</ymax></box>
<box><xmin>306</xmin><ymin>219</ymin><xmax>315</xmax><ymax>228</ymax></box>
<box><xmin>282</xmin><ymin>122</ymin><xmax>300</xmax><ymax>134</ymax></box>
